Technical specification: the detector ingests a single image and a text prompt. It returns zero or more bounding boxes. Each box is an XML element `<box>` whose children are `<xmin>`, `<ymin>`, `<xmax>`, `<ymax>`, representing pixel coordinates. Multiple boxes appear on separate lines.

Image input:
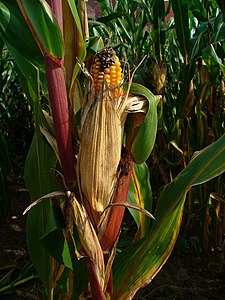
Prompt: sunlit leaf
<box><xmin>128</xmin><ymin>163</ymin><xmax>152</xmax><ymax>240</ymax></box>
<box><xmin>113</xmin><ymin>134</ymin><xmax>225</xmax><ymax>300</ymax></box>
<box><xmin>0</xmin><ymin>1</ymin><xmax>44</xmax><ymax>69</ymax></box>
<box><xmin>189</xmin><ymin>135</ymin><xmax>225</xmax><ymax>186</ymax></box>
<box><xmin>113</xmin><ymin>195</ymin><xmax>185</xmax><ymax>300</ymax></box>
<box><xmin>17</xmin><ymin>0</ymin><xmax>63</xmax><ymax>57</ymax></box>
<box><xmin>124</xmin><ymin>83</ymin><xmax>158</xmax><ymax>163</ymax></box>
<box><xmin>64</xmin><ymin>0</ymin><xmax>86</xmax><ymax>114</ymax></box>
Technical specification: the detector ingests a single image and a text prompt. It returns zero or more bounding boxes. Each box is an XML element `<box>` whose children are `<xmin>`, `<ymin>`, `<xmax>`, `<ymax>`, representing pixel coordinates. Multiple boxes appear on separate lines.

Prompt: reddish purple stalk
<box><xmin>44</xmin><ymin>56</ymin><xmax>76</xmax><ymax>188</ymax></box>
<box><xmin>97</xmin><ymin>152</ymin><xmax>133</xmax><ymax>298</ymax></box>
<box><xmin>45</xmin><ymin>2</ymin><xmax>76</xmax><ymax>188</ymax></box>
<box><xmin>88</xmin><ymin>260</ymin><xmax>106</xmax><ymax>300</ymax></box>
<box><xmin>100</xmin><ymin>152</ymin><xmax>133</xmax><ymax>252</ymax></box>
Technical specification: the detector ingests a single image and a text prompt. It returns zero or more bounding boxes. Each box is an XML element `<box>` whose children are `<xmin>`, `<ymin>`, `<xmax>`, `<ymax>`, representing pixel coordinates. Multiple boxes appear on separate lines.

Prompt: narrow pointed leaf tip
<box><xmin>23</xmin><ymin>191</ymin><xmax>65</xmax><ymax>215</ymax></box>
<box><xmin>102</xmin><ymin>202</ymin><xmax>155</xmax><ymax>220</ymax></box>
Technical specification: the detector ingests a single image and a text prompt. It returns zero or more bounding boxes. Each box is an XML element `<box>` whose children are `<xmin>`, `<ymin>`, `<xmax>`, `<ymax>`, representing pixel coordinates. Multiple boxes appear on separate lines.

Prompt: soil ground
<box><xmin>0</xmin><ymin>181</ymin><xmax>225</xmax><ymax>299</ymax></box>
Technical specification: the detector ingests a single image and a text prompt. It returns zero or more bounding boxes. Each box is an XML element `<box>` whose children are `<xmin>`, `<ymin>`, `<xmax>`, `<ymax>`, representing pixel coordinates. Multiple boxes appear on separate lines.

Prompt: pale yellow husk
<box><xmin>78</xmin><ymin>82</ymin><xmax>122</xmax><ymax>225</ymax></box>
<box><xmin>77</xmin><ymin>77</ymin><xmax>147</xmax><ymax>227</ymax></box>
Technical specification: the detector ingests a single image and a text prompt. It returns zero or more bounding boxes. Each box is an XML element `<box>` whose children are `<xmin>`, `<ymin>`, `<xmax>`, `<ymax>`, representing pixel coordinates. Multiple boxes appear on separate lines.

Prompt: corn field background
<box><xmin>0</xmin><ymin>0</ymin><xmax>225</xmax><ymax>299</ymax></box>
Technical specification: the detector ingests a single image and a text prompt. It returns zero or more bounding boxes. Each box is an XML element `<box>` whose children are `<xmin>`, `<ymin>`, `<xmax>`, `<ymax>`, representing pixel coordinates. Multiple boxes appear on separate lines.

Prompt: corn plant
<box><xmin>1</xmin><ymin>1</ymin><xmax>225</xmax><ymax>299</ymax></box>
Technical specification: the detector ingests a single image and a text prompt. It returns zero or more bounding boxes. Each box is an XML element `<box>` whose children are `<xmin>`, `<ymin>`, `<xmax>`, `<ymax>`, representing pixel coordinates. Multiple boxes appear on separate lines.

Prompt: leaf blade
<box><xmin>125</xmin><ymin>83</ymin><xmax>158</xmax><ymax>163</ymax></box>
<box><xmin>17</xmin><ymin>0</ymin><xmax>63</xmax><ymax>57</ymax></box>
<box><xmin>128</xmin><ymin>163</ymin><xmax>153</xmax><ymax>240</ymax></box>
<box><xmin>113</xmin><ymin>134</ymin><xmax>225</xmax><ymax>299</ymax></box>
<box><xmin>172</xmin><ymin>0</ymin><xmax>190</xmax><ymax>56</ymax></box>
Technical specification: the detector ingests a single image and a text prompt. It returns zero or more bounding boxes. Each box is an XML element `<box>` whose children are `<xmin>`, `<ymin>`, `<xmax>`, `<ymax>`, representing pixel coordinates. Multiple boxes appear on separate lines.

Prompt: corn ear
<box><xmin>78</xmin><ymin>82</ymin><xmax>122</xmax><ymax>225</ymax></box>
<box><xmin>78</xmin><ymin>48</ymin><xmax>148</xmax><ymax>228</ymax></box>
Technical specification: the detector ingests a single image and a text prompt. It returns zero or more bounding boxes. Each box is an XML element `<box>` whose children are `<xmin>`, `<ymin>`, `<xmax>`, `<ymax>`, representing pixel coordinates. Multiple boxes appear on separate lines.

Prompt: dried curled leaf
<box><xmin>67</xmin><ymin>191</ymin><xmax>105</xmax><ymax>289</ymax></box>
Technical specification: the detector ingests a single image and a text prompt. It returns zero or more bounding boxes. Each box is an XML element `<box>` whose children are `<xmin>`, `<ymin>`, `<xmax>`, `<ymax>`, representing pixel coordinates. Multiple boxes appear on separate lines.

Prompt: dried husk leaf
<box><xmin>183</xmin><ymin>80</ymin><xmax>195</xmax><ymax>118</ymax></box>
<box><xmin>67</xmin><ymin>191</ymin><xmax>105</xmax><ymax>289</ymax></box>
<box><xmin>103</xmin><ymin>247</ymin><xmax>116</xmax><ymax>292</ymax></box>
<box><xmin>152</xmin><ymin>62</ymin><xmax>167</xmax><ymax>94</ymax></box>
<box><xmin>78</xmin><ymin>83</ymin><xmax>122</xmax><ymax>225</ymax></box>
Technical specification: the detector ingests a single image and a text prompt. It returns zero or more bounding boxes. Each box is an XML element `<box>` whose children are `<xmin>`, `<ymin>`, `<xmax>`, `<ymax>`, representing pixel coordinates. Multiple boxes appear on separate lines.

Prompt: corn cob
<box><xmin>91</xmin><ymin>47</ymin><xmax>123</xmax><ymax>98</ymax></box>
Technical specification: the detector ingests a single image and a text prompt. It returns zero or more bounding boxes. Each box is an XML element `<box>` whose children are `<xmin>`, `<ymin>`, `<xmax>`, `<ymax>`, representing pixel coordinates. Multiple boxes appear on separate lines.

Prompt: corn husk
<box><xmin>78</xmin><ymin>82</ymin><xmax>122</xmax><ymax>225</ymax></box>
<box><xmin>77</xmin><ymin>76</ymin><xmax>147</xmax><ymax>227</ymax></box>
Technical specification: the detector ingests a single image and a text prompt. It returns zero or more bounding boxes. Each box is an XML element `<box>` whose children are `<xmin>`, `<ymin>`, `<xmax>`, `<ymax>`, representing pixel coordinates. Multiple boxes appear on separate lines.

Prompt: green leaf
<box><xmin>7</xmin><ymin>48</ymin><xmax>42</xmax><ymax>97</ymax></box>
<box><xmin>41</xmin><ymin>229</ymin><xmax>73</xmax><ymax>270</ymax></box>
<box><xmin>152</xmin><ymin>0</ymin><xmax>166</xmax><ymax>57</ymax></box>
<box><xmin>189</xmin><ymin>0</ymin><xmax>207</xmax><ymax>22</ymax></box>
<box><xmin>188</xmin><ymin>135</ymin><xmax>225</xmax><ymax>186</ymax></box>
<box><xmin>0</xmin><ymin>2</ymin><xmax>44</xmax><ymax>108</ymax></box>
<box><xmin>211</xmin><ymin>13</ymin><xmax>225</xmax><ymax>44</ymax></box>
<box><xmin>202</xmin><ymin>45</ymin><xmax>225</xmax><ymax>76</ymax></box>
<box><xmin>24</xmin><ymin>77</ymin><xmax>62</xmax><ymax>293</ymax></box>
<box><xmin>113</xmin><ymin>195</ymin><xmax>185</xmax><ymax>300</ymax></box>
<box><xmin>17</xmin><ymin>0</ymin><xmax>63</xmax><ymax>58</ymax></box>
<box><xmin>0</xmin><ymin>36</ymin><xmax>4</xmax><ymax>53</ymax></box>
<box><xmin>97</xmin><ymin>12</ymin><xmax>123</xmax><ymax>24</ymax></box>
<box><xmin>153</xmin><ymin>0</ymin><xmax>165</xmax><ymax>19</ymax></box>
<box><xmin>125</xmin><ymin>83</ymin><xmax>158</xmax><ymax>163</ymax></box>
<box><xmin>113</xmin><ymin>134</ymin><xmax>225</xmax><ymax>299</ymax></box>
<box><xmin>216</xmin><ymin>0</ymin><xmax>225</xmax><ymax>19</ymax></box>
<box><xmin>189</xmin><ymin>24</ymin><xmax>207</xmax><ymax>60</ymax></box>
<box><xmin>117</xmin><ymin>18</ymin><xmax>133</xmax><ymax>45</ymax></box>
<box><xmin>172</xmin><ymin>0</ymin><xmax>190</xmax><ymax>56</ymax></box>
<box><xmin>0</xmin><ymin>1</ymin><xmax>44</xmax><ymax>69</ymax></box>
<box><xmin>65</xmin><ymin>0</ymin><xmax>86</xmax><ymax>113</ymax></box>
<box><xmin>128</xmin><ymin>163</ymin><xmax>152</xmax><ymax>240</ymax></box>
<box><xmin>25</xmin><ymin>130</ymin><xmax>61</xmax><ymax>293</ymax></box>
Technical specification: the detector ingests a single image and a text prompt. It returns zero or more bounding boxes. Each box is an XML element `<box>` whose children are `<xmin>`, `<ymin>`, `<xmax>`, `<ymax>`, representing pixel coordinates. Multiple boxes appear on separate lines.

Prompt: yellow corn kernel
<box><xmin>109</xmin><ymin>66</ymin><xmax>117</xmax><ymax>72</ymax></box>
<box><xmin>115</xmin><ymin>60</ymin><xmax>121</xmax><ymax>67</ymax></box>
<box><xmin>91</xmin><ymin>48</ymin><xmax>123</xmax><ymax>97</ymax></box>
<box><xmin>104</xmin><ymin>68</ymin><xmax>110</xmax><ymax>74</ymax></box>
<box><xmin>104</xmin><ymin>74</ymin><xmax>111</xmax><ymax>85</ymax></box>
